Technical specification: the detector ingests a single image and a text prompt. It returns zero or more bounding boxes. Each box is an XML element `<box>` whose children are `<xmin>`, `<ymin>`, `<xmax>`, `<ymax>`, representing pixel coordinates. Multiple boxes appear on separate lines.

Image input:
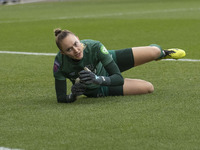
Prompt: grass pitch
<box><xmin>0</xmin><ymin>0</ymin><xmax>200</xmax><ymax>150</ymax></box>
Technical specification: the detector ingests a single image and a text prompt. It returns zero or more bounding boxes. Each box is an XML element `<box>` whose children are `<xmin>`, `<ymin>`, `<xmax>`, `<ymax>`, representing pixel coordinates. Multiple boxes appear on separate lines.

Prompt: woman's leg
<box><xmin>115</xmin><ymin>46</ymin><xmax>185</xmax><ymax>95</ymax></box>
<box><xmin>121</xmin><ymin>46</ymin><xmax>159</xmax><ymax>95</ymax></box>
<box><xmin>121</xmin><ymin>46</ymin><xmax>160</xmax><ymax>95</ymax></box>
<box><xmin>109</xmin><ymin>46</ymin><xmax>159</xmax><ymax>95</ymax></box>
<box><xmin>123</xmin><ymin>78</ymin><xmax>154</xmax><ymax>95</ymax></box>
<box><xmin>132</xmin><ymin>46</ymin><xmax>162</xmax><ymax>67</ymax></box>
<box><xmin>112</xmin><ymin>45</ymin><xmax>163</xmax><ymax>72</ymax></box>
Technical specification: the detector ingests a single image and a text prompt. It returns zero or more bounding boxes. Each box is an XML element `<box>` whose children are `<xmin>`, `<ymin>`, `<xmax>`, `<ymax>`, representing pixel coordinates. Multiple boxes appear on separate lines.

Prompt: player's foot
<box><xmin>163</xmin><ymin>48</ymin><xmax>186</xmax><ymax>59</ymax></box>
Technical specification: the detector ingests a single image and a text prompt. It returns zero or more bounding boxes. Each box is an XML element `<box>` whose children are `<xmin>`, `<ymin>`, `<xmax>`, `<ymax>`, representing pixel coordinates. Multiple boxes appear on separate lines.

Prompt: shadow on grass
<box><xmin>73</xmin><ymin>94</ymin><xmax>151</xmax><ymax>105</ymax></box>
<box><xmin>26</xmin><ymin>93</ymin><xmax>153</xmax><ymax>108</ymax></box>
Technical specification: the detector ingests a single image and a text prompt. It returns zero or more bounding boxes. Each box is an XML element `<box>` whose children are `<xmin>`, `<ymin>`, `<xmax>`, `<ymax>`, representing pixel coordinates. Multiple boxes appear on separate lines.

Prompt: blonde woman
<box><xmin>53</xmin><ymin>29</ymin><xmax>186</xmax><ymax>103</ymax></box>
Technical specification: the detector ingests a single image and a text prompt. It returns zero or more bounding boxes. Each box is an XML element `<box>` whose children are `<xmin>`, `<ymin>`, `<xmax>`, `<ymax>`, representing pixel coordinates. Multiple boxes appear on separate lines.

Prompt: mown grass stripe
<box><xmin>0</xmin><ymin>7</ymin><xmax>199</xmax><ymax>24</ymax></box>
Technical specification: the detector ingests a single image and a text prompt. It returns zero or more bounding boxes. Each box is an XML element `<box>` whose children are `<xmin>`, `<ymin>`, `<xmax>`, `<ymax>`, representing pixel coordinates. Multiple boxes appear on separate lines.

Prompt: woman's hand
<box><xmin>79</xmin><ymin>70</ymin><xmax>103</xmax><ymax>85</ymax></box>
<box><xmin>71</xmin><ymin>83</ymin><xmax>86</xmax><ymax>96</ymax></box>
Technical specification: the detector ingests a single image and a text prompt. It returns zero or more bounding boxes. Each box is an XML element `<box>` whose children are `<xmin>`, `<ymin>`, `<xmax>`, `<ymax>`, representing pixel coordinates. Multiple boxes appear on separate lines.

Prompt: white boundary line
<box><xmin>0</xmin><ymin>147</ymin><xmax>22</xmax><ymax>150</ymax></box>
<box><xmin>0</xmin><ymin>50</ymin><xmax>200</xmax><ymax>62</ymax></box>
<box><xmin>162</xmin><ymin>59</ymin><xmax>200</xmax><ymax>62</ymax></box>
<box><xmin>0</xmin><ymin>51</ymin><xmax>56</xmax><ymax>56</ymax></box>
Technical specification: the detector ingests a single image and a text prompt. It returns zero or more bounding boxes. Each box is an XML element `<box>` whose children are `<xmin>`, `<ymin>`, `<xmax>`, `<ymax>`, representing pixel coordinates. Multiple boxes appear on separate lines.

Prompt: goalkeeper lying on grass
<box><xmin>53</xmin><ymin>28</ymin><xmax>186</xmax><ymax>103</ymax></box>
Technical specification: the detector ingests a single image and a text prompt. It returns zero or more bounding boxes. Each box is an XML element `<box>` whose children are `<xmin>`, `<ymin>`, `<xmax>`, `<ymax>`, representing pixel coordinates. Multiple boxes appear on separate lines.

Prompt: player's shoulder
<box><xmin>81</xmin><ymin>39</ymin><xmax>100</xmax><ymax>44</ymax></box>
<box><xmin>81</xmin><ymin>39</ymin><xmax>102</xmax><ymax>47</ymax></box>
<box><xmin>81</xmin><ymin>39</ymin><xmax>103</xmax><ymax>53</ymax></box>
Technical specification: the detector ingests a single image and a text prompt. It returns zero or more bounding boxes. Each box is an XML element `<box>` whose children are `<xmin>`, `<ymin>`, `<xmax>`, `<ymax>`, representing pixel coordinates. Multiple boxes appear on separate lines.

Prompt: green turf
<box><xmin>0</xmin><ymin>0</ymin><xmax>200</xmax><ymax>150</ymax></box>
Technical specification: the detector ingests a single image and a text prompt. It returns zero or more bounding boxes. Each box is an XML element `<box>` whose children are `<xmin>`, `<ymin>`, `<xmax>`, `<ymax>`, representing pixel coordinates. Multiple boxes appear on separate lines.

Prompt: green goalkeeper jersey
<box><xmin>53</xmin><ymin>39</ymin><xmax>121</xmax><ymax>94</ymax></box>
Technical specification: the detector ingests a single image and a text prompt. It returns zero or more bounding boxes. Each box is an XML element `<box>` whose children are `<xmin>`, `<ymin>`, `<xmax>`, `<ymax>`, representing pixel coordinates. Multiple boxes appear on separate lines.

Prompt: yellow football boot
<box><xmin>163</xmin><ymin>48</ymin><xmax>186</xmax><ymax>59</ymax></box>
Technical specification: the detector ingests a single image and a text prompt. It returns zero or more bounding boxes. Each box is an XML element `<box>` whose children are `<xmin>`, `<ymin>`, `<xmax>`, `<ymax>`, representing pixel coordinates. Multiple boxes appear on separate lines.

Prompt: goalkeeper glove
<box><xmin>65</xmin><ymin>83</ymin><xmax>85</xmax><ymax>103</ymax></box>
<box><xmin>71</xmin><ymin>82</ymin><xmax>86</xmax><ymax>96</ymax></box>
<box><xmin>79</xmin><ymin>70</ymin><xmax>111</xmax><ymax>85</ymax></box>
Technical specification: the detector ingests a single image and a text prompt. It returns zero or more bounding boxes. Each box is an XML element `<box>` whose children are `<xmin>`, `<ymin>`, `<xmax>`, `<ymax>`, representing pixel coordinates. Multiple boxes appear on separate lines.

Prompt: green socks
<box><xmin>149</xmin><ymin>44</ymin><xmax>165</xmax><ymax>59</ymax></box>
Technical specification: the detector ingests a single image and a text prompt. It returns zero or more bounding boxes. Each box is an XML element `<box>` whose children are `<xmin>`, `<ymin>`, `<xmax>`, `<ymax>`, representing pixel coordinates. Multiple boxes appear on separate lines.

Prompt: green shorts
<box><xmin>109</xmin><ymin>48</ymin><xmax>134</xmax><ymax>72</ymax></box>
<box><xmin>85</xmin><ymin>48</ymin><xmax>134</xmax><ymax>98</ymax></box>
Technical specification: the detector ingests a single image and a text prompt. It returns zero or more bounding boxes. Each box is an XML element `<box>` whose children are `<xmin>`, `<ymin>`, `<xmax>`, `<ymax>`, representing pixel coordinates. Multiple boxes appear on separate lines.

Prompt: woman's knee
<box><xmin>123</xmin><ymin>79</ymin><xmax>154</xmax><ymax>95</ymax></box>
<box><xmin>146</xmin><ymin>82</ymin><xmax>154</xmax><ymax>93</ymax></box>
<box><xmin>137</xmin><ymin>81</ymin><xmax>154</xmax><ymax>94</ymax></box>
<box><xmin>149</xmin><ymin>46</ymin><xmax>161</xmax><ymax>60</ymax></box>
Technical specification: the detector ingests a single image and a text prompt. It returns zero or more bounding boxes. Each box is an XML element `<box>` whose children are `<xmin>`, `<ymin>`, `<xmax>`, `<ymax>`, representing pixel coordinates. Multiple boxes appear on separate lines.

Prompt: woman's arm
<box><xmin>55</xmin><ymin>79</ymin><xmax>77</xmax><ymax>103</ymax></box>
<box><xmin>79</xmin><ymin>60</ymin><xmax>124</xmax><ymax>86</ymax></box>
<box><xmin>104</xmin><ymin>60</ymin><xmax>124</xmax><ymax>86</ymax></box>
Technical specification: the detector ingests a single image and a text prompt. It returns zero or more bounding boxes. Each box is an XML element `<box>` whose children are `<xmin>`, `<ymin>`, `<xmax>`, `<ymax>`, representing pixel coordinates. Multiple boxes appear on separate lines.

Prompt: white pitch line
<box><xmin>0</xmin><ymin>7</ymin><xmax>200</xmax><ymax>24</ymax></box>
<box><xmin>0</xmin><ymin>50</ymin><xmax>200</xmax><ymax>62</ymax></box>
<box><xmin>0</xmin><ymin>147</ymin><xmax>22</xmax><ymax>150</ymax></box>
<box><xmin>0</xmin><ymin>51</ymin><xmax>56</xmax><ymax>56</ymax></box>
<box><xmin>162</xmin><ymin>59</ymin><xmax>200</xmax><ymax>62</ymax></box>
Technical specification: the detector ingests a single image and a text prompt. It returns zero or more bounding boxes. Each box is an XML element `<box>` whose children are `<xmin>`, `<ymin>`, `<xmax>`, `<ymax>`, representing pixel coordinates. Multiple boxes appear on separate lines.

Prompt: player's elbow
<box><xmin>57</xmin><ymin>98</ymin><xmax>65</xmax><ymax>103</ymax></box>
<box><xmin>112</xmin><ymin>74</ymin><xmax>124</xmax><ymax>85</ymax></box>
<box><xmin>57</xmin><ymin>98</ymin><xmax>75</xmax><ymax>103</ymax></box>
<box><xmin>57</xmin><ymin>94</ymin><xmax>77</xmax><ymax>103</ymax></box>
<box><xmin>117</xmin><ymin>75</ymin><xmax>124</xmax><ymax>86</ymax></box>
<box><xmin>57</xmin><ymin>96</ymin><xmax>68</xmax><ymax>103</ymax></box>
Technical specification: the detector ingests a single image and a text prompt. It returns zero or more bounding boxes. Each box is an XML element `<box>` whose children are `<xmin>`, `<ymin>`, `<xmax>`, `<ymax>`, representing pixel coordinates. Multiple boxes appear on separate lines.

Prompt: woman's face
<box><xmin>60</xmin><ymin>34</ymin><xmax>84</xmax><ymax>60</ymax></box>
